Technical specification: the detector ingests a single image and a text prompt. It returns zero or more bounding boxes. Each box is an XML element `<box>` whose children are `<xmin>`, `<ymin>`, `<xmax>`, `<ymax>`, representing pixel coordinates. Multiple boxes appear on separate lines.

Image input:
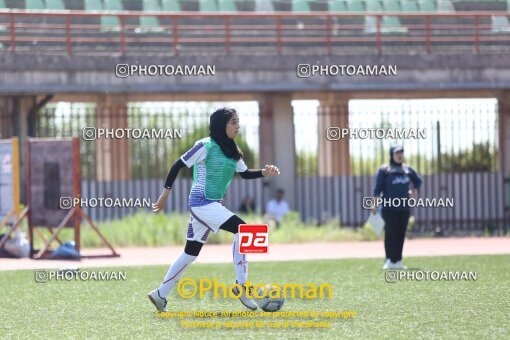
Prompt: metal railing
<box><xmin>0</xmin><ymin>10</ymin><xmax>509</xmax><ymax>55</ymax></box>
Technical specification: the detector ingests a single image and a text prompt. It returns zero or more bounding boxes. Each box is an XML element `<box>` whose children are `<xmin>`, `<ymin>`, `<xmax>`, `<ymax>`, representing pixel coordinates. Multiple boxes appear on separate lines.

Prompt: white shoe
<box><xmin>148</xmin><ymin>289</ymin><xmax>167</xmax><ymax>312</ymax></box>
<box><xmin>393</xmin><ymin>261</ymin><xmax>408</xmax><ymax>270</ymax></box>
<box><xmin>383</xmin><ymin>259</ymin><xmax>407</xmax><ymax>270</ymax></box>
<box><xmin>232</xmin><ymin>282</ymin><xmax>258</xmax><ymax>310</ymax></box>
<box><xmin>382</xmin><ymin>259</ymin><xmax>391</xmax><ymax>270</ymax></box>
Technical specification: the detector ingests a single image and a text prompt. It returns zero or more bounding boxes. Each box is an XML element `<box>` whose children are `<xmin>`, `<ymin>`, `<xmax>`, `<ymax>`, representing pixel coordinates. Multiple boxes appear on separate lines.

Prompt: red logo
<box><xmin>238</xmin><ymin>224</ymin><xmax>268</xmax><ymax>254</ymax></box>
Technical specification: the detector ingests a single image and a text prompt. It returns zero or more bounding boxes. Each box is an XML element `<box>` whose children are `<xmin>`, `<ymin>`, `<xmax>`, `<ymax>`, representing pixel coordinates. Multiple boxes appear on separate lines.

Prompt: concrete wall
<box><xmin>1</xmin><ymin>53</ymin><xmax>510</xmax><ymax>94</ymax></box>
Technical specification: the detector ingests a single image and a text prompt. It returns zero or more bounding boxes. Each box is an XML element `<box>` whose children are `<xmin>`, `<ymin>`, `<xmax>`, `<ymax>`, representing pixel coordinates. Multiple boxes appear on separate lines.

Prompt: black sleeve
<box><xmin>239</xmin><ymin>169</ymin><xmax>264</xmax><ymax>180</ymax></box>
<box><xmin>164</xmin><ymin>158</ymin><xmax>186</xmax><ymax>189</ymax></box>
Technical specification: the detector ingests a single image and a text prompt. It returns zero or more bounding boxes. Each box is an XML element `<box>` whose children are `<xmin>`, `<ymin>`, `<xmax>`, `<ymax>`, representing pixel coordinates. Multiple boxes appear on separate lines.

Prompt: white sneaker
<box><xmin>382</xmin><ymin>259</ymin><xmax>391</xmax><ymax>270</ymax></box>
<box><xmin>232</xmin><ymin>282</ymin><xmax>258</xmax><ymax>310</ymax></box>
<box><xmin>148</xmin><ymin>289</ymin><xmax>167</xmax><ymax>312</ymax></box>
<box><xmin>394</xmin><ymin>261</ymin><xmax>408</xmax><ymax>270</ymax></box>
<box><xmin>383</xmin><ymin>259</ymin><xmax>407</xmax><ymax>270</ymax></box>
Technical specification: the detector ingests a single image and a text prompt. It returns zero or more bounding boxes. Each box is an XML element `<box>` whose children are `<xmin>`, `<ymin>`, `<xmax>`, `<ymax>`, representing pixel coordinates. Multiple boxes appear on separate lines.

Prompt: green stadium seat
<box><xmin>143</xmin><ymin>0</ymin><xmax>161</xmax><ymax>12</ymax></box>
<box><xmin>384</xmin><ymin>0</ymin><xmax>402</xmax><ymax>12</ymax></box>
<box><xmin>102</xmin><ymin>0</ymin><xmax>123</xmax><ymax>32</ymax></box>
<box><xmin>0</xmin><ymin>0</ymin><xmax>6</xmax><ymax>34</ymax></box>
<box><xmin>101</xmin><ymin>17</ymin><xmax>121</xmax><ymax>31</ymax></box>
<box><xmin>139</xmin><ymin>0</ymin><xmax>165</xmax><ymax>33</ymax></box>
<box><xmin>104</xmin><ymin>0</ymin><xmax>123</xmax><ymax>11</ymax></box>
<box><xmin>364</xmin><ymin>1</ymin><xmax>380</xmax><ymax>33</ymax></box>
<box><xmin>437</xmin><ymin>0</ymin><xmax>454</xmax><ymax>12</ymax></box>
<box><xmin>46</xmin><ymin>0</ymin><xmax>66</xmax><ymax>10</ymax></box>
<box><xmin>366</xmin><ymin>0</ymin><xmax>407</xmax><ymax>33</ymax></box>
<box><xmin>292</xmin><ymin>0</ymin><xmax>311</xmax><ymax>12</ymax></box>
<box><xmin>346</xmin><ymin>0</ymin><xmax>364</xmax><ymax>12</ymax></box>
<box><xmin>382</xmin><ymin>16</ymin><xmax>407</xmax><ymax>32</ymax></box>
<box><xmin>254</xmin><ymin>0</ymin><xmax>274</xmax><ymax>12</ymax></box>
<box><xmin>200</xmin><ymin>0</ymin><xmax>219</xmax><ymax>12</ymax></box>
<box><xmin>162</xmin><ymin>0</ymin><xmax>181</xmax><ymax>11</ymax></box>
<box><xmin>84</xmin><ymin>0</ymin><xmax>103</xmax><ymax>11</ymax></box>
<box><xmin>329</xmin><ymin>0</ymin><xmax>347</xmax><ymax>12</ymax></box>
<box><xmin>25</xmin><ymin>0</ymin><xmax>45</xmax><ymax>10</ymax></box>
<box><xmin>419</xmin><ymin>0</ymin><xmax>436</xmax><ymax>12</ymax></box>
<box><xmin>219</xmin><ymin>0</ymin><xmax>237</xmax><ymax>11</ymax></box>
<box><xmin>139</xmin><ymin>15</ymin><xmax>162</xmax><ymax>31</ymax></box>
<box><xmin>401</xmin><ymin>0</ymin><xmax>419</xmax><ymax>12</ymax></box>
<box><xmin>366</xmin><ymin>1</ymin><xmax>383</xmax><ymax>12</ymax></box>
<box><xmin>84</xmin><ymin>0</ymin><xmax>120</xmax><ymax>32</ymax></box>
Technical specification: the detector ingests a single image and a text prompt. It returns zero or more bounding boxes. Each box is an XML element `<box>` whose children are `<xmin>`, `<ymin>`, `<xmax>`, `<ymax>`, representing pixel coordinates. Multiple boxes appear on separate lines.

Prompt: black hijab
<box><xmin>389</xmin><ymin>145</ymin><xmax>404</xmax><ymax>167</ymax></box>
<box><xmin>209</xmin><ymin>107</ymin><xmax>243</xmax><ymax>161</ymax></box>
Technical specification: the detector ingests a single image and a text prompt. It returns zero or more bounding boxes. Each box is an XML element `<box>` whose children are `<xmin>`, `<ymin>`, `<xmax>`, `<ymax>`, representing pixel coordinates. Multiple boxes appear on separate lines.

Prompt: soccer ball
<box><xmin>254</xmin><ymin>284</ymin><xmax>285</xmax><ymax>312</ymax></box>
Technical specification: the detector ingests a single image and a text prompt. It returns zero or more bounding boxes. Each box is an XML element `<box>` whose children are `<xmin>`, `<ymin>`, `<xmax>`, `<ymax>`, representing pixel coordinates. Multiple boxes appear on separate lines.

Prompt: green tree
<box><xmin>439</xmin><ymin>142</ymin><xmax>498</xmax><ymax>172</ymax></box>
<box><xmin>296</xmin><ymin>150</ymin><xmax>318</xmax><ymax>176</ymax></box>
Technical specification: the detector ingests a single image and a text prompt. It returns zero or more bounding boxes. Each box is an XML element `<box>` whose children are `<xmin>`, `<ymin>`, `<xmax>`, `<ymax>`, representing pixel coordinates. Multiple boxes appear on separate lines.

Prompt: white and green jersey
<box><xmin>180</xmin><ymin>137</ymin><xmax>248</xmax><ymax>207</ymax></box>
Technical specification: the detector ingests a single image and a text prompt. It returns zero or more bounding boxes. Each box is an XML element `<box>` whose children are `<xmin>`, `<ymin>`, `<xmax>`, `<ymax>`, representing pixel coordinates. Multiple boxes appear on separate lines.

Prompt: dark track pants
<box><xmin>381</xmin><ymin>209</ymin><xmax>411</xmax><ymax>263</ymax></box>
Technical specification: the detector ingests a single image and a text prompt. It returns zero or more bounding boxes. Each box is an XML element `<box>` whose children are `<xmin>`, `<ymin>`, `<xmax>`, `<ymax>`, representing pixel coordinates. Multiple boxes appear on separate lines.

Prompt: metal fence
<box><xmin>0</xmin><ymin>107</ymin><xmax>14</xmax><ymax>139</ymax></box>
<box><xmin>293</xmin><ymin>98</ymin><xmax>507</xmax><ymax>234</ymax></box>
<box><xmin>2</xmin><ymin>102</ymin><xmax>261</xmax><ymax>221</ymax></box>
<box><xmin>1</xmin><ymin>10</ymin><xmax>510</xmax><ymax>55</ymax></box>
<box><xmin>1</xmin><ymin>99</ymin><xmax>508</xmax><ymax>234</ymax></box>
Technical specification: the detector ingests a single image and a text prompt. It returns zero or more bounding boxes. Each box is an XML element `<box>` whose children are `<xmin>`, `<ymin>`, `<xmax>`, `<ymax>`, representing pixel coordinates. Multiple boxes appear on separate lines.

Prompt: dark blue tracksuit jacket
<box><xmin>372</xmin><ymin>151</ymin><xmax>423</xmax><ymax>211</ymax></box>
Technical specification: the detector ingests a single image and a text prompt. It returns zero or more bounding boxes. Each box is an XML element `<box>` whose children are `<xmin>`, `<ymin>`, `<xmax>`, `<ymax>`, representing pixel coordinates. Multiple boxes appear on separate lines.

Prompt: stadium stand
<box><xmin>0</xmin><ymin>0</ymin><xmax>508</xmax><ymax>54</ymax></box>
<box><xmin>0</xmin><ymin>0</ymin><xmax>506</xmax><ymax>13</ymax></box>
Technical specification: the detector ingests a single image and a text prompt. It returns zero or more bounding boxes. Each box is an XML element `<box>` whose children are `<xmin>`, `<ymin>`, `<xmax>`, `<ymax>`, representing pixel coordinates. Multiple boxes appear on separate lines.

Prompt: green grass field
<box><xmin>1</xmin><ymin>255</ymin><xmax>509</xmax><ymax>339</ymax></box>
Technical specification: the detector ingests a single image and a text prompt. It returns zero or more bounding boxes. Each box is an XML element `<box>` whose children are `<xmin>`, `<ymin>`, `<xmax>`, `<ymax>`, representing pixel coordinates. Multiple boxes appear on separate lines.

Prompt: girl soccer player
<box><xmin>148</xmin><ymin>107</ymin><xmax>280</xmax><ymax>312</ymax></box>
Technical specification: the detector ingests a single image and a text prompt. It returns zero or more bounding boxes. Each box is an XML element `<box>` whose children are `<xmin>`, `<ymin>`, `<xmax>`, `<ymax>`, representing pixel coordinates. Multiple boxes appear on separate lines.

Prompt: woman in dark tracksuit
<box><xmin>372</xmin><ymin>145</ymin><xmax>422</xmax><ymax>270</ymax></box>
